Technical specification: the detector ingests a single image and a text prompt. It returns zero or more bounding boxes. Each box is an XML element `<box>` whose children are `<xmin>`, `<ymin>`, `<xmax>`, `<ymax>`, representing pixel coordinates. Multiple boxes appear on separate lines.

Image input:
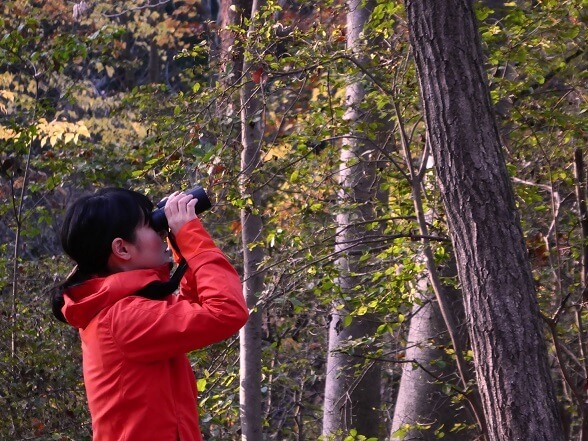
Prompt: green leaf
<box><xmin>343</xmin><ymin>315</ymin><xmax>353</xmax><ymax>328</ymax></box>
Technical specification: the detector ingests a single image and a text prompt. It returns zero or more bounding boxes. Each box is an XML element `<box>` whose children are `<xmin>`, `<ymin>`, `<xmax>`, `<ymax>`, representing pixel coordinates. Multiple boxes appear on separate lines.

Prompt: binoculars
<box><xmin>150</xmin><ymin>187</ymin><xmax>212</xmax><ymax>231</ymax></box>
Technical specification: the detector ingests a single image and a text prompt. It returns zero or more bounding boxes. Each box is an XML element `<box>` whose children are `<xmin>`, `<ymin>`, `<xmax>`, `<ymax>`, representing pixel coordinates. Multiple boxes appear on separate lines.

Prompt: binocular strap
<box><xmin>134</xmin><ymin>259</ymin><xmax>188</xmax><ymax>300</ymax></box>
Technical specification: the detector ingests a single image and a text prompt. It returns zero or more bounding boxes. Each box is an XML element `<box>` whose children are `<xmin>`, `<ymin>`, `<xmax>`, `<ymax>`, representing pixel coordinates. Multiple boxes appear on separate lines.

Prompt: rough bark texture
<box><xmin>404</xmin><ymin>1</ymin><xmax>564</xmax><ymax>440</ymax></box>
<box><xmin>322</xmin><ymin>0</ymin><xmax>381</xmax><ymax>438</ymax></box>
<box><xmin>238</xmin><ymin>1</ymin><xmax>264</xmax><ymax>439</ymax></box>
<box><xmin>391</xmin><ymin>271</ymin><xmax>473</xmax><ymax>440</ymax></box>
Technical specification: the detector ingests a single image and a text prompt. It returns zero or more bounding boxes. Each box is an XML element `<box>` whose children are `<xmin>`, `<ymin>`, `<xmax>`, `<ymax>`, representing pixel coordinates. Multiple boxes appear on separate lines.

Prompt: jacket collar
<box><xmin>62</xmin><ymin>264</ymin><xmax>171</xmax><ymax>329</ymax></box>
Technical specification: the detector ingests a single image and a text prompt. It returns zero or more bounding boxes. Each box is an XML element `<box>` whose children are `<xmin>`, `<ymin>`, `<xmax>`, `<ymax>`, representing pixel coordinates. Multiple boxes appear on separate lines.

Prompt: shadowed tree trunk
<box><xmin>390</xmin><ymin>265</ymin><xmax>474</xmax><ymax>440</ymax></box>
<box><xmin>322</xmin><ymin>0</ymin><xmax>381</xmax><ymax>438</ymax></box>
<box><xmin>404</xmin><ymin>1</ymin><xmax>564</xmax><ymax>439</ymax></box>
<box><xmin>147</xmin><ymin>40</ymin><xmax>160</xmax><ymax>84</ymax></box>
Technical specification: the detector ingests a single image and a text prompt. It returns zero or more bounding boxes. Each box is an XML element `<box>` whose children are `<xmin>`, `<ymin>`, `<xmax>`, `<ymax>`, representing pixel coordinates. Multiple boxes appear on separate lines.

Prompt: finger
<box><xmin>165</xmin><ymin>192</ymin><xmax>184</xmax><ymax>208</ymax></box>
<box><xmin>186</xmin><ymin>198</ymin><xmax>198</xmax><ymax>212</ymax></box>
<box><xmin>176</xmin><ymin>194</ymin><xmax>194</xmax><ymax>211</ymax></box>
<box><xmin>164</xmin><ymin>192</ymin><xmax>179</xmax><ymax>203</ymax></box>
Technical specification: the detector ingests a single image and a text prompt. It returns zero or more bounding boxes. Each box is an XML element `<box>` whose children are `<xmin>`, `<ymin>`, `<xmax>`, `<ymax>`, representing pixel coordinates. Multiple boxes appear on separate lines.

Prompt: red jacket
<box><xmin>62</xmin><ymin>218</ymin><xmax>248</xmax><ymax>441</ymax></box>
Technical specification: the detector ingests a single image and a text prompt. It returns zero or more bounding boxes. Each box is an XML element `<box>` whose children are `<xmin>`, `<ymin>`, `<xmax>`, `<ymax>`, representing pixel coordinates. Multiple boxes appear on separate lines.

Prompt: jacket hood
<box><xmin>62</xmin><ymin>264</ymin><xmax>171</xmax><ymax>329</ymax></box>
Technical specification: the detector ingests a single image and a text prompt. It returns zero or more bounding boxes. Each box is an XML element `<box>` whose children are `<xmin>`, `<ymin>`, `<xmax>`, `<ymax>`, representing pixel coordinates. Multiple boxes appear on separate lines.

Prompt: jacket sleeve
<box><xmin>109</xmin><ymin>218</ymin><xmax>249</xmax><ymax>362</ymax></box>
<box><xmin>169</xmin><ymin>217</ymin><xmax>220</xmax><ymax>303</ymax></box>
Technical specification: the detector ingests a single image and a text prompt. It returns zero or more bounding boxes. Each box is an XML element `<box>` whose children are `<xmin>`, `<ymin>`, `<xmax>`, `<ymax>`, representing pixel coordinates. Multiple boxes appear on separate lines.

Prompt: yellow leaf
<box><xmin>196</xmin><ymin>378</ymin><xmax>206</xmax><ymax>391</ymax></box>
<box><xmin>64</xmin><ymin>133</ymin><xmax>75</xmax><ymax>144</ymax></box>
<box><xmin>263</xmin><ymin>144</ymin><xmax>290</xmax><ymax>161</ymax></box>
<box><xmin>105</xmin><ymin>66</ymin><xmax>115</xmax><ymax>78</ymax></box>
<box><xmin>0</xmin><ymin>90</ymin><xmax>15</xmax><ymax>102</ymax></box>
<box><xmin>52</xmin><ymin>122</ymin><xmax>65</xmax><ymax>136</ymax></box>
<box><xmin>50</xmin><ymin>135</ymin><xmax>58</xmax><ymax>147</ymax></box>
<box><xmin>131</xmin><ymin>121</ymin><xmax>147</xmax><ymax>138</ymax></box>
<box><xmin>78</xmin><ymin>124</ymin><xmax>91</xmax><ymax>138</ymax></box>
<box><xmin>0</xmin><ymin>125</ymin><xmax>17</xmax><ymax>140</ymax></box>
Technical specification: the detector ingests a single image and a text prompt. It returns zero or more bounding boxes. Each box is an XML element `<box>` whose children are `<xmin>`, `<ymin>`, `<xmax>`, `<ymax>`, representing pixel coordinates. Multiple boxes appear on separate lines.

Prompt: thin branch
<box><xmin>573</xmin><ymin>149</ymin><xmax>588</xmax><ymax>388</ymax></box>
<box><xmin>544</xmin><ymin>316</ymin><xmax>585</xmax><ymax>407</ymax></box>
<box><xmin>103</xmin><ymin>0</ymin><xmax>171</xmax><ymax>18</ymax></box>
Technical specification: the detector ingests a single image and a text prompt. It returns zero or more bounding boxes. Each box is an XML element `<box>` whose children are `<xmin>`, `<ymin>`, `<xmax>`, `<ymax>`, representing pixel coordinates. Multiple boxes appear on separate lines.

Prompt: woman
<box><xmin>52</xmin><ymin>188</ymin><xmax>248</xmax><ymax>441</ymax></box>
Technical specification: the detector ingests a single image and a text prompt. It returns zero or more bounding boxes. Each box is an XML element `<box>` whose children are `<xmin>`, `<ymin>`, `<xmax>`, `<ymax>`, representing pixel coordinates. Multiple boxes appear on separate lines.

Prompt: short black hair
<box><xmin>60</xmin><ymin>188</ymin><xmax>154</xmax><ymax>274</ymax></box>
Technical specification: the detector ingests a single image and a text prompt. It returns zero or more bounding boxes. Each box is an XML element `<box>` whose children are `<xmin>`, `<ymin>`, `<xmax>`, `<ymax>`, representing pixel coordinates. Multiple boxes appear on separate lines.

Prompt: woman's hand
<box><xmin>164</xmin><ymin>191</ymin><xmax>199</xmax><ymax>236</ymax></box>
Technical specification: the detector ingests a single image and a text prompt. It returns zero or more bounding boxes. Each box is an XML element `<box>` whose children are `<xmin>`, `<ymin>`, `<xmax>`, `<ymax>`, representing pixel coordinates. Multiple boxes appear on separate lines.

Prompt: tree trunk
<box><xmin>404</xmin><ymin>1</ymin><xmax>564</xmax><ymax>440</ymax></box>
<box><xmin>215</xmin><ymin>0</ymin><xmax>254</xmax><ymax>151</ymax></box>
<box><xmin>147</xmin><ymin>40</ymin><xmax>160</xmax><ymax>84</ymax></box>
<box><xmin>239</xmin><ymin>1</ymin><xmax>265</xmax><ymax>439</ymax></box>
<box><xmin>322</xmin><ymin>0</ymin><xmax>381</xmax><ymax>438</ymax></box>
<box><xmin>390</xmin><ymin>266</ymin><xmax>474</xmax><ymax>441</ymax></box>
<box><xmin>218</xmin><ymin>0</ymin><xmax>253</xmax><ymax>86</ymax></box>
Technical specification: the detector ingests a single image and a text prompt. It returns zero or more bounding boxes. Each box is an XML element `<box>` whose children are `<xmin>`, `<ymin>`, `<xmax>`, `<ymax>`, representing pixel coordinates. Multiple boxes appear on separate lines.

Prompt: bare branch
<box><xmin>103</xmin><ymin>0</ymin><xmax>171</xmax><ymax>18</ymax></box>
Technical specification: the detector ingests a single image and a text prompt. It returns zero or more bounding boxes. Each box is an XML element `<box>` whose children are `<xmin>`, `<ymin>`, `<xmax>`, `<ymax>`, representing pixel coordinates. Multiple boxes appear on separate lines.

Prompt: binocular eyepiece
<box><xmin>150</xmin><ymin>187</ymin><xmax>212</xmax><ymax>232</ymax></box>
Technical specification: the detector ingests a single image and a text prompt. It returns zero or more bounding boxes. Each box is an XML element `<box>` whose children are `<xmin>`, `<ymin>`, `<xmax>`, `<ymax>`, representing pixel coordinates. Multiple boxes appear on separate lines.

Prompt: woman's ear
<box><xmin>110</xmin><ymin>238</ymin><xmax>132</xmax><ymax>261</ymax></box>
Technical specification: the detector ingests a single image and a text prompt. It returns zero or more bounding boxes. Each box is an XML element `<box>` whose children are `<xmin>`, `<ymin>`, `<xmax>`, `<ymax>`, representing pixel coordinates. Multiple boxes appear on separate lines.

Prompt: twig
<box><xmin>103</xmin><ymin>0</ymin><xmax>171</xmax><ymax>18</ymax></box>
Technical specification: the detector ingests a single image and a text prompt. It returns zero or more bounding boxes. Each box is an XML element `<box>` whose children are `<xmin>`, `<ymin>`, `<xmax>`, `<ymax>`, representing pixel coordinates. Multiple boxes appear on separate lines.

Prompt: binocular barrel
<box><xmin>150</xmin><ymin>187</ymin><xmax>212</xmax><ymax>231</ymax></box>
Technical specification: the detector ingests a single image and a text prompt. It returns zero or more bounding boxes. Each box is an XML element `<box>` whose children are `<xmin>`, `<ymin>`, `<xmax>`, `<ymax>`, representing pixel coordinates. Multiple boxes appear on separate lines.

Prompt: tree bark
<box><xmin>322</xmin><ymin>0</ymin><xmax>381</xmax><ymax>438</ymax></box>
<box><xmin>573</xmin><ymin>149</ymin><xmax>588</xmax><ymax>441</ymax></box>
<box><xmin>218</xmin><ymin>0</ymin><xmax>253</xmax><ymax>86</ymax></box>
<box><xmin>147</xmin><ymin>40</ymin><xmax>160</xmax><ymax>84</ymax></box>
<box><xmin>404</xmin><ymin>1</ymin><xmax>564</xmax><ymax>440</ymax></box>
<box><xmin>391</xmin><ymin>267</ymin><xmax>474</xmax><ymax>441</ymax></box>
<box><xmin>238</xmin><ymin>1</ymin><xmax>265</xmax><ymax>439</ymax></box>
<box><xmin>215</xmin><ymin>0</ymin><xmax>254</xmax><ymax>150</ymax></box>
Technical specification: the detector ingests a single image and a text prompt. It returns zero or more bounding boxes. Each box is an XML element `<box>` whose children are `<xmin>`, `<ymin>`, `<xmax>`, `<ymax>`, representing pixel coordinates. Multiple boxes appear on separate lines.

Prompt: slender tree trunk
<box><xmin>217</xmin><ymin>6</ymin><xmax>262</xmax><ymax>437</ymax></box>
<box><xmin>147</xmin><ymin>40</ymin><xmax>160</xmax><ymax>84</ymax></box>
<box><xmin>390</xmin><ymin>263</ymin><xmax>474</xmax><ymax>441</ymax></box>
<box><xmin>239</xmin><ymin>1</ymin><xmax>265</xmax><ymax>439</ymax></box>
<box><xmin>7</xmin><ymin>140</ymin><xmax>33</xmax><ymax>441</ymax></box>
<box><xmin>404</xmin><ymin>1</ymin><xmax>564</xmax><ymax>440</ymax></box>
<box><xmin>322</xmin><ymin>0</ymin><xmax>381</xmax><ymax>438</ymax></box>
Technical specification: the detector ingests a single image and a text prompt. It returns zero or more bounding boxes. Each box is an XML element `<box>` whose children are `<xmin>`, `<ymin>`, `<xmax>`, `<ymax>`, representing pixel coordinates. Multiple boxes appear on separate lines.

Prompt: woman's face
<box><xmin>125</xmin><ymin>224</ymin><xmax>171</xmax><ymax>270</ymax></box>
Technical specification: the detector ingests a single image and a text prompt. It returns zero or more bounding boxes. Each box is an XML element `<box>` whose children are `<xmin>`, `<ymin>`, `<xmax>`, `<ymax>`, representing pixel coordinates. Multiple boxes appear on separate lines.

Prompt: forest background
<box><xmin>0</xmin><ymin>0</ymin><xmax>587</xmax><ymax>440</ymax></box>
